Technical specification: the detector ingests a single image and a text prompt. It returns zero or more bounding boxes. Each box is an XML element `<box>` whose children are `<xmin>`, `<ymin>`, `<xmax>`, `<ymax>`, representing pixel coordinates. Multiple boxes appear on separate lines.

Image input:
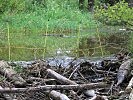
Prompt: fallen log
<box><xmin>116</xmin><ymin>59</ymin><xmax>133</xmax><ymax>86</ymax></box>
<box><xmin>0</xmin><ymin>61</ymin><xmax>26</xmax><ymax>87</ymax></box>
<box><xmin>49</xmin><ymin>90</ymin><xmax>70</xmax><ymax>100</ymax></box>
<box><xmin>0</xmin><ymin>83</ymin><xmax>108</xmax><ymax>93</ymax></box>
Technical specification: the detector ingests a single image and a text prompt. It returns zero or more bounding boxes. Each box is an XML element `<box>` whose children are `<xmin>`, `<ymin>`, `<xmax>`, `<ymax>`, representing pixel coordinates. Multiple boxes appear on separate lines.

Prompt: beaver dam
<box><xmin>0</xmin><ymin>51</ymin><xmax>133</xmax><ymax>100</ymax></box>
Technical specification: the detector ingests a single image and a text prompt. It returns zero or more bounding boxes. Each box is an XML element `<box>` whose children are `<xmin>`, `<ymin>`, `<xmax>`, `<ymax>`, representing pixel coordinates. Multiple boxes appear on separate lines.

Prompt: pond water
<box><xmin>0</xmin><ymin>26</ymin><xmax>131</xmax><ymax>61</ymax></box>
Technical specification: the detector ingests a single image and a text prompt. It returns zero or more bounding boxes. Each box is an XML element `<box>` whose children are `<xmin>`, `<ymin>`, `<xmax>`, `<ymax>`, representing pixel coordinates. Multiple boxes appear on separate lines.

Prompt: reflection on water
<box><xmin>0</xmin><ymin>27</ymin><xmax>131</xmax><ymax>61</ymax></box>
<box><xmin>78</xmin><ymin>31</ymin><xmax>130</xmax><ymax>57</ymax></box>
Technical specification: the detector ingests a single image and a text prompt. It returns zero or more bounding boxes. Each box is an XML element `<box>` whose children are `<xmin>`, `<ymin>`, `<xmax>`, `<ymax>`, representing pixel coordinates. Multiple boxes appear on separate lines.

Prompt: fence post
<box><xmin>7</xmin><ymin>22</ymin><xmax>11</xmax><ymax>61</ymax></box>
<box><xmin>43</xmin><ymin>23</ymin><xmax>48</xmax><ymax>59</ymax></box>
<box><xmin>76</xmin><ymin>25</ymin><xmax>80</xmax><ymax>57</ymax></box>
<box><xmin>96</xmin><ymin>24</ymin><xmax>104</xmax><ymax>57</ymax></box>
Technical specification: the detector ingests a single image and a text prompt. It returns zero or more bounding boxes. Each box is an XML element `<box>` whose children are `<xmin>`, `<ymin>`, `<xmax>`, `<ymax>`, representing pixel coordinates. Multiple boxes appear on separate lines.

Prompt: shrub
<box><xmin>94</xmin><ymin>0</ymin><xmax>133</xmax><ymax>26</ymax></box>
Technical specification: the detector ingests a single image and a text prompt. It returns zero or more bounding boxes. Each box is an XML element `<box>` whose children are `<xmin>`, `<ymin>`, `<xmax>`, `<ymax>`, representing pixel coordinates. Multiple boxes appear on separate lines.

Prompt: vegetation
<box><xmin>94</xmin><ymin>0</ymin><xmax>133</xmax><ymax>26</ymax></box>
<box><xmin>94</xmin><ymin>0</ymin><xmax>133</xmax><ymax>52</ymax></box>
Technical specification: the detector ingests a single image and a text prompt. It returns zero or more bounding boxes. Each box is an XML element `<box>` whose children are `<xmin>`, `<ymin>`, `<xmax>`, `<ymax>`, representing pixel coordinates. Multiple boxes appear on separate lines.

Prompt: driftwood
<box><xmin>0</xmin><ymin>61</ymin><xmax>26</xmax><ymax>87</ymax></box>
<box><xmin>0</xmin><ymin>83</ymin><xmax>108</xmax><ymax>93</ymax></box>
<box><xmin>116</xmin><ymin>59</ymin><xmax>133</xmax><ymax>86</ymax></box>
<box><xmin>46</xmin><ymin>69</ymin><xmax>77</xmax><ymax>85</ymax></box>
<box><xmin>49</xmin><ymin>90</ymin><xmax>70</xmax><ymax>100</ymax></box>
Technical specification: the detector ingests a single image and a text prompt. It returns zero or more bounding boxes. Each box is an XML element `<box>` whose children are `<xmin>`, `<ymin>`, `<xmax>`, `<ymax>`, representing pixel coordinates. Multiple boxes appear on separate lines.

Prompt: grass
<box><xmin>0</xmin><ymin>8</ymin><xmax>96</xmax><ymax>31</ymax></box>
<box><xmin>0</xmin><ymin>7</ymin><xmax>97</xmax><ymax>61</ymax></box>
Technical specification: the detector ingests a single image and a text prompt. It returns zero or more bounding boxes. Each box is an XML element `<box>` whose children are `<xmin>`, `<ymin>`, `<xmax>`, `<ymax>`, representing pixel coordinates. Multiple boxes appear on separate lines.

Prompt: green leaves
<box><xmin>95</xmin><ymin>1</ymin><xmax>133</xmax><ymax>26</ymax></box>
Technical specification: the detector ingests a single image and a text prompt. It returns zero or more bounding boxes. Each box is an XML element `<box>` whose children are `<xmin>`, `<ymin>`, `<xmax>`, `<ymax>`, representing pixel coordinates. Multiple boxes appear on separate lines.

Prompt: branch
<box><xmin>0</xmin><ymin>83</ymin><xmax>108</xmax><ymax>93</ymax></box>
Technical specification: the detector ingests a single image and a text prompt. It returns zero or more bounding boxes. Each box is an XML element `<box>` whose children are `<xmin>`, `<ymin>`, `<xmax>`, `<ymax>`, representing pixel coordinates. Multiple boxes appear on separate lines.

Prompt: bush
<box><xmin>94</xmin><ymin>0</ymin><xmax>133</xmax><ymax>26</ymax></box>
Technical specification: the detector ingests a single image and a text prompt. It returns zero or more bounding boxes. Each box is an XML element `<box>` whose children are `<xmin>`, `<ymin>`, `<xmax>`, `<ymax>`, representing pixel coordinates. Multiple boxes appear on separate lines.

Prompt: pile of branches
<box><xmin>0</xmin><ymin>52</ymin><xmax>133</xmax><ymax>100</ymax></box>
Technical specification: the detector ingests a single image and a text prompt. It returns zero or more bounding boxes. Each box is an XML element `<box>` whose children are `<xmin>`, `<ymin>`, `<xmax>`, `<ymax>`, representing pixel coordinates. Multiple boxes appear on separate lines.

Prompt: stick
<box><xmin>0</xmin><ymin>83</ymin><xmax>108</xmax><ymax>93</ymax></box>
<box><xmin>27</xmin><ymin>77</ymin><xmax>56</xmax><ymax>82</ymax></box>
<box><xmin>94</xmin><ymin>69</ymin><xmax>117</xmax><ymax>76</ymax></box>
<box><xmin>46</xmin><ymin>69</ymin><xmax>77</xmax><ymax>85</ymax></box>
<box><xmin>68</xmin><ymin>65</ymin><xmax>80</xmax><ymax>79</ymax></box>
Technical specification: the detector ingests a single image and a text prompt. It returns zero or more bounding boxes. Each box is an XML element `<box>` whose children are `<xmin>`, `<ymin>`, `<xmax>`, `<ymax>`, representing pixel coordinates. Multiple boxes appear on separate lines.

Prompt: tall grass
<box><xmin>1</xmin><ymin>9</ymin><xmax>96</xmax><ymax>32</ymax></box>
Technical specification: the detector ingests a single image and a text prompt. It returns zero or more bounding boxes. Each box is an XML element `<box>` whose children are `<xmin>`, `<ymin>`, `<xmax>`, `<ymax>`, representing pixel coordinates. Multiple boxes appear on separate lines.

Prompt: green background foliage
<box><xmin>94</xmin><ymin>1</ymin><xmax>133</xmax><ymax>26</ymax></box>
